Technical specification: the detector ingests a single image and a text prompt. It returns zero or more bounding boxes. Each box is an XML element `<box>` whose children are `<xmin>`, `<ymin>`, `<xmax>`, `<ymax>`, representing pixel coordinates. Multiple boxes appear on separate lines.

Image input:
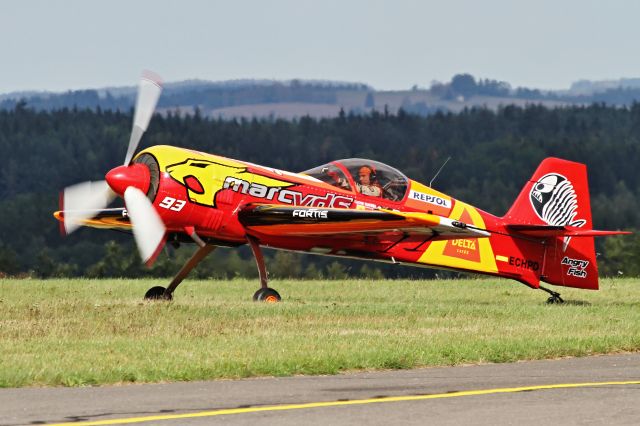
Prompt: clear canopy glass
<box><xmin>302</xmin><ymin>158</ymin><xmax>409</xmax><ymax>202</ymax></box>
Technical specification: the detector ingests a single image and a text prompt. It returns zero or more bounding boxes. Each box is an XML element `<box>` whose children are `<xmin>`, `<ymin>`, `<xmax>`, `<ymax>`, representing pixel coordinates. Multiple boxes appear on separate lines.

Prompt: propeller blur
<box><xmin>60</xmin><ymin>71</ymin><xmax>164</xmax><ymax>263</ymax></box>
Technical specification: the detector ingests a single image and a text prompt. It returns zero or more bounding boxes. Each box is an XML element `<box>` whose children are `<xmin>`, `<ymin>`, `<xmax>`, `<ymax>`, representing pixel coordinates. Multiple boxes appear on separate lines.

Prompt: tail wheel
<box><xmin>253</xmin><ymin>288</ymin><xmax>281</xmax><ymax>303</ymax></box>
<box><xmin>145</xmin><ymin>286</ymin><xmax>172</xmax><ymax>301</ymax></box>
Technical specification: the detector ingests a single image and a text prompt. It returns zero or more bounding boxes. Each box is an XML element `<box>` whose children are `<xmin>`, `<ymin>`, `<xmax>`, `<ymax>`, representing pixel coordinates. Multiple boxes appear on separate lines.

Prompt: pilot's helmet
<box><xmin>358</xmin><ymin>165</ymin><xmax>376</xmax><ymax>180</ymax></box>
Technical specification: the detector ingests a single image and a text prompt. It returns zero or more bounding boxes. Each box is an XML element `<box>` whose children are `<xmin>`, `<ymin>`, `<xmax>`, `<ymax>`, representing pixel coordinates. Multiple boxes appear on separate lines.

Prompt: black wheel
<box><xmin>253</xmin><ymin>288</ymin><xmax>281</xmax><ymax>303</ymax></box>
<box><xmin>252</xmin><ymin>288</ymin><xmax>264</xmax><ymax>301</ymax></box>
<box><xmin>546</xmin><ymin>295</ymin><xmax>564</xmax><ymax>304</ymax></box>
<box><xmin>145</xmin><ymin>286</ymin><xmax>172</xmax><ymax>301</ymax></box>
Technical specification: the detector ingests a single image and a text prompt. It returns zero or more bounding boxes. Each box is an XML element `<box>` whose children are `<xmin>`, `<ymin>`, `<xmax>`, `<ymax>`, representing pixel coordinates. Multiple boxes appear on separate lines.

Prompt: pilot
<box><xmin>355</xmin><ymin>166</ymin><xmax>382</xmax><ymax>197</ymax></box>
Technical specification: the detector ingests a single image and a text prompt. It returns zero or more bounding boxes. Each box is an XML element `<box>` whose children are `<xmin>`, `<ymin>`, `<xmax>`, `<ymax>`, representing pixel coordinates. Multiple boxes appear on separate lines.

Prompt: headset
<box><xmin>358</xmin><ymin>165</ymin><xmax>377</xmax><ymax>181</ymax></box>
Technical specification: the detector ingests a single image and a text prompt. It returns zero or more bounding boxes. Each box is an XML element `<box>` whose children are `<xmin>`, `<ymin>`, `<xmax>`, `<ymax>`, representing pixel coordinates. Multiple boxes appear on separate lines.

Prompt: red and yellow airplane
<box><xmin>54</xmin><ymin>73</ymin><xmax>629</xmax><ymax>303</ymax></box>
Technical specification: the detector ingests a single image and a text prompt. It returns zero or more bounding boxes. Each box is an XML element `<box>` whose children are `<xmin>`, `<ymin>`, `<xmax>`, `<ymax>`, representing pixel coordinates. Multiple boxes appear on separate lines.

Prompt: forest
<box><xmin>1</xmin><ymin>103</ymin><xmax>639</xmax><ymax>279</ymax></box>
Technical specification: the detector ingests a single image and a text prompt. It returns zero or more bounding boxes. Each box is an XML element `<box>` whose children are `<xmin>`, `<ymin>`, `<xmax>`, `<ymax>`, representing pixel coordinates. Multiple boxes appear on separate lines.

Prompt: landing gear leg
<box><xmin>247</xmin><ymin>235</ymin><xmax>281</xmax><ymax>303</ymax></box>
<box><xmin>540</xmin><ymin>285</ymin><xmax>564</xmax><ymax>304</ymax></box>
<box><xmin>144</xmin><ymin>245</ymin><xmax>216</xmax><ymax>300</ymax></box>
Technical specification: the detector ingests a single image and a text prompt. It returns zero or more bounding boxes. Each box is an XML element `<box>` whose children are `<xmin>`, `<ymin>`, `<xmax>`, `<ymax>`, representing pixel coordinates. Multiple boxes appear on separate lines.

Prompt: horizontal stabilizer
<box><xmin>507</xmin><ymin>224</ymin><xmax>631</xmax><ymax>238</ymax></box>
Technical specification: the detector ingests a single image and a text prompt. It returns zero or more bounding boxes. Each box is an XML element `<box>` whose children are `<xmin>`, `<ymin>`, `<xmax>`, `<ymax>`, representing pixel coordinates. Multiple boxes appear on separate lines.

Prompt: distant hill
<box><xmin>0</xmin><ymin>79</ymin><xmax>371</xmax><ymax>119</ymax></box>
<box><xmin>568</xmin><ymin>78</ymin><xmax>640</xmax><ymax>96</ymax></box>
<box><xmin>2</xmin><ymin>74</ymin><xmax>640</xmax><ymax>119</ymax></box>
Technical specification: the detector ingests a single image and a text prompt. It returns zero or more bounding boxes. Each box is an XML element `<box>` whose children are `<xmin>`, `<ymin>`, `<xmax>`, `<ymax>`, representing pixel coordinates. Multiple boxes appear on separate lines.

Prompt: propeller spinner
<box><xmin>60</xmin><ymin>71</ymin><xmax>166</xmax><ymax>264</ymax></box>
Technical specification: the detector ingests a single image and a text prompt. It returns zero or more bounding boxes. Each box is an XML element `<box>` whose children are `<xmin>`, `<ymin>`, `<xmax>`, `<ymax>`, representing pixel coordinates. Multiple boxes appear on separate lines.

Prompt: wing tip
<box><xmin>57</xmin><ymin>191</ymin><xmax>68</xmax><ymax>236</ymax></box>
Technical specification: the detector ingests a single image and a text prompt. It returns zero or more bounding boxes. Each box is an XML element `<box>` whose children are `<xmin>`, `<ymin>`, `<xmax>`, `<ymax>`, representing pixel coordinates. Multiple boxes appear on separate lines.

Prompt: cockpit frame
<box><xmin>303</xmin><ymin>158</ymin><xmax>409</xmax><ymax>202</ymax></box>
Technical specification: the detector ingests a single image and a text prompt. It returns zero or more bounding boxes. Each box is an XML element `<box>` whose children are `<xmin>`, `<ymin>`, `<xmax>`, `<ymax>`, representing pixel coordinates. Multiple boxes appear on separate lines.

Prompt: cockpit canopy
<box><xmin>303</xmin><ymin>158</ymin><xmax>409</xmax><ymax>202</ymax></box>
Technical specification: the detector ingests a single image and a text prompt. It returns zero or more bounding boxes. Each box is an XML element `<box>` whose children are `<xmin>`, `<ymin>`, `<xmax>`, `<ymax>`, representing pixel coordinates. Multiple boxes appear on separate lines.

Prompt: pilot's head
<box><xmin>358</xmin><ymin>166</ymin><xmax>374</xmax><ymax>185</ymax></box>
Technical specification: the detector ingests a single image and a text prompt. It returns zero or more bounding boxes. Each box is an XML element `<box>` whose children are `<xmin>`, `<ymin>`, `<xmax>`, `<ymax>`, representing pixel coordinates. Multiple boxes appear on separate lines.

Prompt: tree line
<box><xmin>1</xmin><ymin>103</ymin><xmax>639</xmax><ymax>279</ymax></box>
<box><xmin>430</xmin><ymin>73</ymin><xmax>640</xmax><ymax>106</ymax></box>
<box><xmin>0</xmin><ymin>81</ymin><xmax>370</xmax><ymax>112</ymax></box>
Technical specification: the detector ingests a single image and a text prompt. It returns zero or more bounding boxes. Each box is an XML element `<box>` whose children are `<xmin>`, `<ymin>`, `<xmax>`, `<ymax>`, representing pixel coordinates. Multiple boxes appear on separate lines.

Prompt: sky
<box><xmin>2</xmin><ymin>0</ymin><xmax>640</xmax><ymax>93</ymax></box>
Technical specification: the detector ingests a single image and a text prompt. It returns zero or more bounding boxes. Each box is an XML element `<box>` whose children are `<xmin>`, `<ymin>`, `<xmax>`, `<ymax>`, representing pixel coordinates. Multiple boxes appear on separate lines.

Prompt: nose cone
<box><xmin>106</xmin><ymin>164</ymin><xmax>151</xmax><ymax>196</ymax></box>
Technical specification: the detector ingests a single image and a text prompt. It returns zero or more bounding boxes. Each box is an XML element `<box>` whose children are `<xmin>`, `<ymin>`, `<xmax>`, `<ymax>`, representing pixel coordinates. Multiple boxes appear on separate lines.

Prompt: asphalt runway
<box><xmin>1</xmin><ymin>353</ymin><xmax>639</xmax><ymax>426</ymax></box>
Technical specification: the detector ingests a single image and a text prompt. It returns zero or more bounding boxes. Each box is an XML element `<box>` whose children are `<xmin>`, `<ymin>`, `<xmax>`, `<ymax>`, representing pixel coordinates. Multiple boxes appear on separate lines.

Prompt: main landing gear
<box><xmin>540</xmin><ymin>285</ymin><xmax>564</xmax><ymax>304</ymax></box>
<box><xmin>143</xmin><ymin>235</ymin><xmax>281</xmax><ymax>303</ymax></box>
<box><xmin>247</xmin><ymin>235</ymin><xmax>281</xmax><ymax>303</ymax></box>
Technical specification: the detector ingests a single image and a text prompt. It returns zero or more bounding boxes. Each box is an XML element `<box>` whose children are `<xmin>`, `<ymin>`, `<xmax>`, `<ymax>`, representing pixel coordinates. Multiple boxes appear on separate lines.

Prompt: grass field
<box><xmin>1</xmin><ymin>278</ymin><xmax>639</xmax><ymax>388</ymax></box>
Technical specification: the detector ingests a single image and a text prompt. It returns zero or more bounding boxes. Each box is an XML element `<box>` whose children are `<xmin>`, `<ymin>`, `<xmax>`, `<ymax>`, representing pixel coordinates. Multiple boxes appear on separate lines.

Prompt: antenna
<box><xmin>429</xmin><ymin>156</ymin><xmax>451</xmax><ymax>187</ymax></box>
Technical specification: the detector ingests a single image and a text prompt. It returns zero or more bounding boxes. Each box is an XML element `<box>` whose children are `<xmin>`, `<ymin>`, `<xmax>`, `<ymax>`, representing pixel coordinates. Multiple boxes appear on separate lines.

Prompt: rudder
<box><xmin>503</xmin><ymin>157</ymin><xmax>599</xmax><ymax>290</ymax></box>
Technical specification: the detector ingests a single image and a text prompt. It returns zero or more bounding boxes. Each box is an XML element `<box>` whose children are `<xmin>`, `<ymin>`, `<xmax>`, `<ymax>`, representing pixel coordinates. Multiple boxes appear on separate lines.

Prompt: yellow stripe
<box><xmin>46</xmin><ymin>380</ymin><xmax>640</xmax><ymax>425</ymax></box>
<box><xmin>496</xmin><ymin>255</ymin><xmax>509</xmax><ymax>262</ymax></box>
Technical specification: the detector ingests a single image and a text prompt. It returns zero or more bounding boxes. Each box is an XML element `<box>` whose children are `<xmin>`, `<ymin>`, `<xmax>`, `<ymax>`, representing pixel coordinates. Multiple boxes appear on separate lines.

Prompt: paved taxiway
<box><xmin>1</xmin><ymin>353</ymin><xmax>639</xmax><ymax>425</ymax></box>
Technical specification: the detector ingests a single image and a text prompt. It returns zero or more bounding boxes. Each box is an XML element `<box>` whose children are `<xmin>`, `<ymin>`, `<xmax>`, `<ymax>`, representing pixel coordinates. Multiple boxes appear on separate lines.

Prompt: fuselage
<box><xmin>133</xmin><ymin>145</ymin><xmax>544</xmax><ymax>287</ymax></box>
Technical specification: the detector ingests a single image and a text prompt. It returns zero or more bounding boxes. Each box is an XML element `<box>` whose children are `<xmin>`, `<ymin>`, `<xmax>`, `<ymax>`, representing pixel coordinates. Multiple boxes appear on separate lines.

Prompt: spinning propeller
<box><xmin>61</xmin><ymin>71</ymin><xmax>165</xmax><ymax>264</ymax></box>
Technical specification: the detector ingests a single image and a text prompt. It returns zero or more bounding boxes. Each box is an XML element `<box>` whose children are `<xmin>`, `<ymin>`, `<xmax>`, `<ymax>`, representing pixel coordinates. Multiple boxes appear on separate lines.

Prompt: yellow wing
<box><xmin>53</xmin><ymin>208</ymin><xmax>132</xmax><ymax>231</ymax></box>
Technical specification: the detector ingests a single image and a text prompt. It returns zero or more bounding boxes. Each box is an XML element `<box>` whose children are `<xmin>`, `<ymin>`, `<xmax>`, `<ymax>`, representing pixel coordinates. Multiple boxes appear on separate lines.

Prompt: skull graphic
<box><xmin>529</xmin><ymin>173</ymin><xmax>585</xmax><ymax>227</ymax></box>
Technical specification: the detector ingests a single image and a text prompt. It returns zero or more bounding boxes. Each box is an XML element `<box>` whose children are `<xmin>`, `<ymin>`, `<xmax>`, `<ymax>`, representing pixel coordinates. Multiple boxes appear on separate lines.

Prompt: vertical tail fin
<box><xmin>503</xmin><ymin>158</ymin><xmax>599</xmax><ymax>290</ymax></box>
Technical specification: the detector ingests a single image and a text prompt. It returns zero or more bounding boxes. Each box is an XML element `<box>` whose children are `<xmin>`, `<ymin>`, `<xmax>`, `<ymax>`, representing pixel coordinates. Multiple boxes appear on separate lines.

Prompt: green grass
<box><xmin>1</xmin><ymin>278</ymin><xmax>639</xmax><ymax>387</ymax></box>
